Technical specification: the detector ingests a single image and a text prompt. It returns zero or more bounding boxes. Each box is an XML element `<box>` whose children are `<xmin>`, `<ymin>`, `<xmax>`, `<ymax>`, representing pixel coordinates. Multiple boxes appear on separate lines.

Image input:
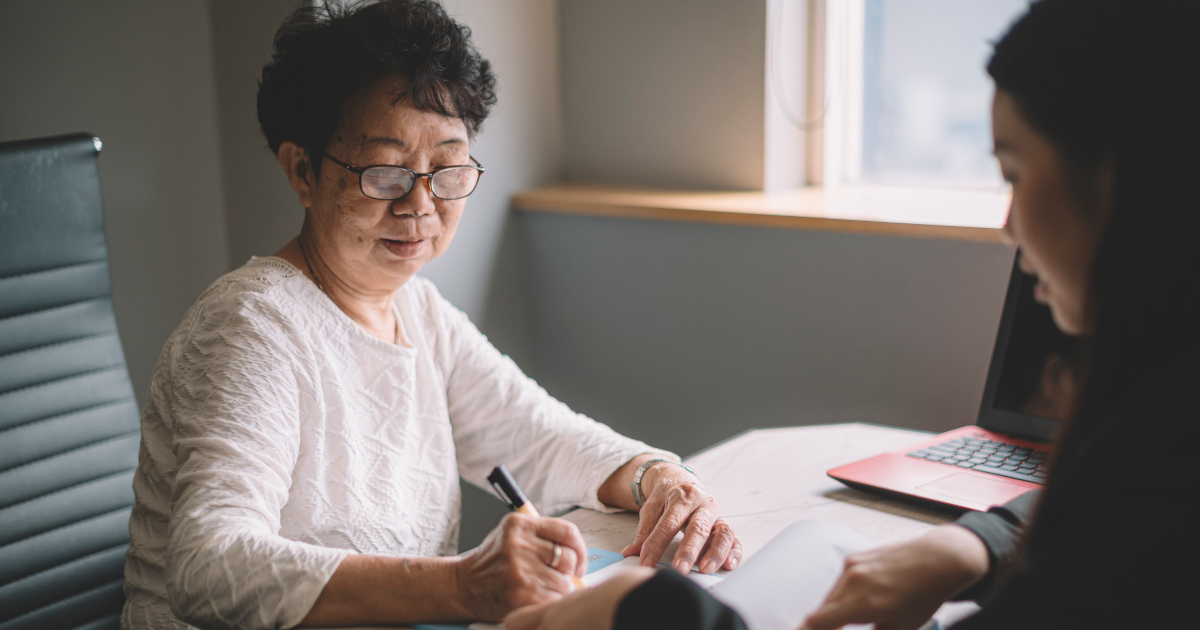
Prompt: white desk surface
<box><xmin>567</xmin><ymin>422</ymin><xmax>955</xmax><ymax>560</ymax></box>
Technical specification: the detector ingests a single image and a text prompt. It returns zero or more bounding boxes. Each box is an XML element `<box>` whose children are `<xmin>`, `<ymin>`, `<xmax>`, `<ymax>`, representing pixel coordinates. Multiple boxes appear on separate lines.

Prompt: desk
<box><xmin>566</xmin><ymin>422</ymin><xmax>980</xmax><ymax>627</ymax></box>
<box><xmin>567</xmin><ymin>423</ymin><xmax>956</xmax><ymax>558</ymax></box>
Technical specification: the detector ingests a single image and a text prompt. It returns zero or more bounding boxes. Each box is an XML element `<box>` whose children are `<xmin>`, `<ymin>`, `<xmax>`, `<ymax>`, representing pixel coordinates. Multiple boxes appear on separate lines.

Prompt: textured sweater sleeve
<box><xmin>425</xmin><ymin>282</ymin><xmax>674</xmax><ymax>514</ymax></box>
<box><xmin>160</xmin><ymin>297</ymin><xmax>349</xmax><ymax>630</ymax></box>
<box><xmin>952</xmin><ymin>490</ymin><xmax>1038</xmax><ymax>603</ymax></box>
<box><xmin>615</xmin><ymin>571</ymin><xmax>747</xmax><ymax>630</ymax></box>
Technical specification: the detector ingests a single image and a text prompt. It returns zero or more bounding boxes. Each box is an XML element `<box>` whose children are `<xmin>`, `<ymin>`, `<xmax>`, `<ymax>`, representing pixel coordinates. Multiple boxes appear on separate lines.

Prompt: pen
<box><xmin>488</xmin><ymin>465</ymin><xmax>588</xmax><ymax>590</ymax></box>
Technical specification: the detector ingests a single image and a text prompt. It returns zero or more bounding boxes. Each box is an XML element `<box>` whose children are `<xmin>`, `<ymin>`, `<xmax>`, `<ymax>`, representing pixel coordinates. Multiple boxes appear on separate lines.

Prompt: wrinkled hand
<box><xmin>454</xmin><ymin>512</ymin><xmax>588</xmax><ymax>622</ymax></box>
<box><xmin>505</xmin><ymin>567</ymin><xmax>655</xmax><ymax>630</ymax></box>
<box><xmin>800</xmin><ymin>525</ymin><xmax>991</xmax><ymax>630</ymax></box>
<box><xmin>623</xmin><ymin>464</ymin><xmax>742</xmax><ymax>574</ymax></box>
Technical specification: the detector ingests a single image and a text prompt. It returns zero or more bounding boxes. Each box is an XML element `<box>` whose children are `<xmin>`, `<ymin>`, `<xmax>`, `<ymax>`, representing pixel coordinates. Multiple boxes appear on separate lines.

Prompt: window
<box><xmin>805</xmin><ymin>0</ymin><xmax>1029</xmax><ymax>191</ymax></box>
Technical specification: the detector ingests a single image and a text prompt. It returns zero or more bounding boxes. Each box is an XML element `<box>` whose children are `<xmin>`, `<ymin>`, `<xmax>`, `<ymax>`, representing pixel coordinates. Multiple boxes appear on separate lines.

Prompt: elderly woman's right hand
<box><xmin>454</xmin><ymin>512</ymin><xmax>590</xmax><ymax>621</ymax></box>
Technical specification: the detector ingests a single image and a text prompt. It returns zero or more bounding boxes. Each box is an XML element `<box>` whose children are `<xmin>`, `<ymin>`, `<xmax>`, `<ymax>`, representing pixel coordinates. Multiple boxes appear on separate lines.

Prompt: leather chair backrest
<box><xmin>0</xmin><ymin>134</ymin><xmax>140</xmax><ymax>630</ymax></box>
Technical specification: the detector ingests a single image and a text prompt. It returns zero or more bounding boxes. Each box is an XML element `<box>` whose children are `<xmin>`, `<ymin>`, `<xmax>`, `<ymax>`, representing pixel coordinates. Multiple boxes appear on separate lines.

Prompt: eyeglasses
<box><xmin>321</xmin><ymin>152</ymin><xmax>485</xmax><ymax>201</ymax></box>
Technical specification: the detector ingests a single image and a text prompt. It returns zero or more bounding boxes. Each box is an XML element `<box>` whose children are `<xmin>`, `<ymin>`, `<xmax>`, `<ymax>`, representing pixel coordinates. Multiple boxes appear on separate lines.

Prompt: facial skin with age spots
<box><xmin>275</xmin><ymin>78</ymin><xmax>471</xmax><ymax>343</ymax></box>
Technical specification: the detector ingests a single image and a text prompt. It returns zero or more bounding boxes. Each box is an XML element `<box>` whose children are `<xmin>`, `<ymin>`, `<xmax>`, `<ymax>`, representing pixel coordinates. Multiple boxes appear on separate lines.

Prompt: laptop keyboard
<box><xmin>907</xmin><ymin>434</ymin><xmax>1049</xmax><ymax>485</ymax></box>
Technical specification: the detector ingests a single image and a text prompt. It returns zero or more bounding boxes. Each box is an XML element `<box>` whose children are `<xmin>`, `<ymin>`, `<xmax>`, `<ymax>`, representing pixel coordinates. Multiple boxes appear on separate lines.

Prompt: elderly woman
<box><xmin>120</xmin><ymin>2</ymin><xmax>740</xmax><ymax>628</ymax></box>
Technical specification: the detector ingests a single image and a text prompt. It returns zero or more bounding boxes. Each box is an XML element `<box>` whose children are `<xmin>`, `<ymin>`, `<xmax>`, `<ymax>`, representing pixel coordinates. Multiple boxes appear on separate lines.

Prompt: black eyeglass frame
<box><xmin>321</xmin><ymin>151</ymin><xmax>485</xmax><ymax>201</ymax></box>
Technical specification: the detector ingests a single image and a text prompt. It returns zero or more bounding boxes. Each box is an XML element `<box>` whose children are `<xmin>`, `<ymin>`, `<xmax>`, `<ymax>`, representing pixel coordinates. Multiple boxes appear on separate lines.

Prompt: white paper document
<box><xmin>708</xmin><ymin>520</ymin><xmax>873</xmax><ymax>630</ymax></box>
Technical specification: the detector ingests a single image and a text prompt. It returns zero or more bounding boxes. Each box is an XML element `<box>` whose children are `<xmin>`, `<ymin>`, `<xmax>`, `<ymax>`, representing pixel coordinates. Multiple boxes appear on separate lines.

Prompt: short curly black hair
<box><xmin>256</xmin><ymin>0</ymin><xmax>496</xmax><ymax>170</ymax></box>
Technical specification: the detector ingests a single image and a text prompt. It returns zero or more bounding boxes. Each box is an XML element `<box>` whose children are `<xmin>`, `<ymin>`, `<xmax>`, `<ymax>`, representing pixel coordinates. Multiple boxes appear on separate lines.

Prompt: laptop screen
<box><xmin>977</xmin><ymin>254</ymin><xmax>1081</xmax><ymax>441</ymax></box>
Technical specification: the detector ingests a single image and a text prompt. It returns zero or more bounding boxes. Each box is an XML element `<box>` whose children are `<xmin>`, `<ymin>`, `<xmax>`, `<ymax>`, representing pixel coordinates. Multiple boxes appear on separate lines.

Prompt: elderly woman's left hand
<box><xmin>621</xmin><ymin>461</ymin><xmax>742</xmax><ymax>574</ymax></box>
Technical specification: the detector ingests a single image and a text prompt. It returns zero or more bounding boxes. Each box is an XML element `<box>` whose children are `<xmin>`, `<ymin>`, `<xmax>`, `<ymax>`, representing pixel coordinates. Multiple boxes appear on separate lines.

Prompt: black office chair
<box><xmin>0</xmin><ymin>134</ymin><xmax>141</xmax><ymax>630</ymax></box>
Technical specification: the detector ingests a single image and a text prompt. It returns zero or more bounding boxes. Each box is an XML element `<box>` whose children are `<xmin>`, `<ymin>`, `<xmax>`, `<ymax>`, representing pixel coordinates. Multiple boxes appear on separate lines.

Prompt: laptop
<box><xmin>828</xmin><ymin>253</ymin><xmax>1079</xmax><ymax>511</ymax></box>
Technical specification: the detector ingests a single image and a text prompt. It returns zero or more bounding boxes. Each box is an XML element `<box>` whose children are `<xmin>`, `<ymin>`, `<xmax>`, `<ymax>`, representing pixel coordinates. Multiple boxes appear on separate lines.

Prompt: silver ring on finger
<box><xmin>549</xmin><ymin>542</ymin><xmax>562</xmax><ymax>569</ymax></box>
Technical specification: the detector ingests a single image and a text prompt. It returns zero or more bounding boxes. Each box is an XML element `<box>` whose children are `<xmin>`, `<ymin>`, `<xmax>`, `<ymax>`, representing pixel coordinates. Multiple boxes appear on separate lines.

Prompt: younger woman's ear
<box><xmin>278</xmin><ymin>142</ymin><xmax>316</xmax><ymax>208</ymax></box>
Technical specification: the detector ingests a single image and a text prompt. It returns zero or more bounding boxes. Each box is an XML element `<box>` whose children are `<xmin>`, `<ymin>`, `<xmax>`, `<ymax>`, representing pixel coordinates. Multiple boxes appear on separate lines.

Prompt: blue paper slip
<box><xmin>585</xmin><ymin>547</ymin><xmax>625</xmax><ymax>573</ymax></box>
<box><xmin>413</xmin><ymin>548</ymin><xmax>625</xmax><ymax>630</ymax></box>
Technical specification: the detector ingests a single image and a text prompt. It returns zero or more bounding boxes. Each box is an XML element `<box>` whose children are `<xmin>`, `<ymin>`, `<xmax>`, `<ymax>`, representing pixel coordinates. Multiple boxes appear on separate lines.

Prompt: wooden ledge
<box><xmin>512</xmin><ymin>185</ymin><xmax>1010</xmax><ymax>243</ymax></box>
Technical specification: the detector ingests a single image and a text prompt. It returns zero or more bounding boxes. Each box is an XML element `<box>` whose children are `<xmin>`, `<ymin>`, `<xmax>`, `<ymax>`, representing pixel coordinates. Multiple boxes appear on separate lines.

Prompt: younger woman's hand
<box><xmin>454</xmin><ymin>512</ymin><xmax>588</xmax><ymax>621</ymax></box>
<box><xmin>504</xmin><ymin>568</ymin><xmax>655</xmax><ymax>630</ymax></box>
<box><xmin>800</xmin><ymin>525</ymin><xmax>991</xmax><ymax>630</ymax></box>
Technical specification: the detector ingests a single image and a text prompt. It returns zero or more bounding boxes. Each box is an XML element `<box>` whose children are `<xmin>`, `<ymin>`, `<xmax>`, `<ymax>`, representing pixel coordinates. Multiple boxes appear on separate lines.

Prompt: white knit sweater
<box><xmin>121</xmin><ymin>257</ymin><xmax>665</xmax><ymax>630</ymax></box>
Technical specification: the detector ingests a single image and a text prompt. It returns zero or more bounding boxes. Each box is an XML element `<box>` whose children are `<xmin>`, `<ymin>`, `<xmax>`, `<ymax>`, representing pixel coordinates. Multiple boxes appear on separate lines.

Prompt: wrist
<box><xmin>646</xmin><ymin>459</ymin><xmax>696</xmax><ymax>487</ymax></box>
<box><xmin>929</xmin><ymin>524</ymin><xmax>991</xmax><ymax>595</ymax></box>
<box><xmin>637</xmin><ymin>459</ymin><xmax>697</xmax><ymax>501</ymax></box>
<box><xmin>446</xmin><ymin>554</ymin><xmax>477</xmax><ymax>621</ymax></box>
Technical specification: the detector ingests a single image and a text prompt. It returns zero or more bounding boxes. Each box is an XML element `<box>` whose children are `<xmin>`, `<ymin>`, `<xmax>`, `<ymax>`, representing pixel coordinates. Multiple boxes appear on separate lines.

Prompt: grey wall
<box><xmin>211</xmin><ymin>0</ymin><xmax>304</xmax><ymax>270</ymax></box>
<box><xmin>507</xmin><ymin>212</ymin><xmax>1017</xmax><ymax>458</ymax></box>
<box><xmin>559</xmin><ymin>0</ymin><xmax>768</xmax><ymax>190</ymax></box>
<box><xmin>427</xmin><ymin>0</ymin><xmax>565</xmax><ymax>324</ymax></box>
<box><xmin>0</xmin><ymin>0</ymin><xmax>231</xmax><ymax>404</ymax></box>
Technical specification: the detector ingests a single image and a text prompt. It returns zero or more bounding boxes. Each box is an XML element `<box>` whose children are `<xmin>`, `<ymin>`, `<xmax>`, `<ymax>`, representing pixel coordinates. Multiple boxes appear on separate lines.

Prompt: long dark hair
<box><xmin>988</xmin><ymin>0</ymin><xmax>1200</xmax><ymax>444</ymax></box>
